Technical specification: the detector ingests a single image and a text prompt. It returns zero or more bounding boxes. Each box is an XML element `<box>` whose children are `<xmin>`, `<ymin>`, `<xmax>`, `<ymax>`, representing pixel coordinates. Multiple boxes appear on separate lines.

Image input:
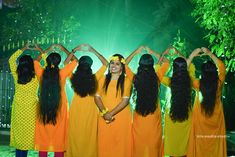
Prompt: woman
<box><xmin>162</xmin><ymin>48</ymin><xmax>193</xmax><ymax>157</ymax></box>
<box><xmin>34</xmin><ymin>44</ymin><xmax>77</xmax><ymax>157</ymax></box>
<box><xmin>187</xmin><ymin>47</ymin><xmax>227</xmax><ymax>157</ymax></box>
<box><xmin>94</xmin><ymin>53</ymin><xmax>132</xmax><ymax>157</ymax></box>
<box><xmin>9</xmin><ymin>44</ymin><xmax>43</xmax><ymax>157</ymax></box>
<box><xmin>125</xmin><ymin>46</ymin><xmax>170</xmax><ymax>157</ymax></box>
<box><xmin>66</xmin><ymin>44</ymin><xmax>108</xmax><ymax>157</ymax></box>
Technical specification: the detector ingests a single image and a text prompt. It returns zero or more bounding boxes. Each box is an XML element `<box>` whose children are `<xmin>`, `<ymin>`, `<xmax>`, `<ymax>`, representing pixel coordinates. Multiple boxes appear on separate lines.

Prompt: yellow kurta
<box><xmin>161</xmin><ymin>66</ymin><xmax>192</xmax><ymax>156</ymax></box>
<box><xmin>164</xmin><ymin>110</ymin><xmax>192</xmax><ymax>156</ymax></box>
<box><xmin>66</xmin><ymin>66</ymin><xmax>106</xmax><ymax>157</ymax></box>
<box><xmin>9</xmin><ymin>49</ymin><xmax>38</xmax><ymax>150</ymax></box>
<box><xmin>34</xmin><ymin>60</ymin><xmax>77</xmax><ymax>152</ymax></box>
<box><xmin>96</xmin><ymin>74</ymin><xmax>132</xmax><ymax>157</ymax></box>
<box><xmin>128</xmin><ymin>62</ymin><xmax>169</xmax><ymax>157</ymax></box>
<box><xmin>187</xmin><ymin>60</ymin><xmax>227</xmax><ymax>157</ymax></box>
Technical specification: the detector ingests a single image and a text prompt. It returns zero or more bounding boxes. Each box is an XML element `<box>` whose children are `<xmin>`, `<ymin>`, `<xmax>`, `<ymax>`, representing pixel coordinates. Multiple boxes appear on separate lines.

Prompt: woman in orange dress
<box><xmin>187</xmin><ymin>47</ymin><xmax>227</xmax><ymax>157</ymax></box>
<box><xmin>125</xmin><ymin>46</ymin><xmax>170</xmax><ymax>157</ymax></box>
<box><xmin>94</xmin><ymin>54</ymin><xmax>132</xmax><ymax>157</ymax></box>
<box><xmin>66</xmin><ymin>44</ymin><xmax>107</xmax><ymax>157</ymax></box>
<box><xmin>34</xmin><ymin>44</ymin><xmax>77</xmax><ymax>157</ymax></box>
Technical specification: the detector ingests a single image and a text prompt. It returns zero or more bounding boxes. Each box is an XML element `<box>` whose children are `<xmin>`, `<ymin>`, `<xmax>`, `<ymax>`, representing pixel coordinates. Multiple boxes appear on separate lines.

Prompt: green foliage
<box><xmin>191</xmin><ymin>0</ymin><xmax>235</xmax><ymax>72</ymax></box>
<box><xmin>172</xmin><ymin>30</ymin><xmax>188</xmax><ymax>57</ymax></box>
<box><xmin>1</xmin><ymin>0</ymin><xmax>80</xmax><ymax>47</ymax></box>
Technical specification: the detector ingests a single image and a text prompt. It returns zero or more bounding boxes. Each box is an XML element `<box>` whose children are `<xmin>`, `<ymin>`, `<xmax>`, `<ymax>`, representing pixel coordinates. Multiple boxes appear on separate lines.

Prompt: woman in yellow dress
<box><xmin>94</xmin><ymin>54</ymin><xmax>132</xmax><ymax>157</ymax></box>
<box><xmin>34</xmin><ymin>44</ymin><xmax>77</xmax><ymax>157</ymax></box>
<box><xmin>187</xmin><ymin>47</ymin><xmax>227</xmax><ymax>157</ymax></box>
<box><xmin>125</xmin><ymin>46</ymin><xmax>170</xmax><ymax>157</ymax></box>
<box><xmin>9</xmin><ymin>44</ymin><xmax>42</xmax><ymax>157</ymax></box>
<box><xmin>162</xmin><ymin>48</ymin><xmax>196</xmax><ymax>157</ymax></box>
<box><xmin>66</xmin><ymin>44</ymin><xmax>108</xmax><ymax>157</ymax></box>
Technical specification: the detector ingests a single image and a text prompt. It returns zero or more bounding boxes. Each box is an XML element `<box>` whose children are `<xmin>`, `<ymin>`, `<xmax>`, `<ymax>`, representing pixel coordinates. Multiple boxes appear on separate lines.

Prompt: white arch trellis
<box><xmin>2</xmin><ymin>36</ymin><xmax>67</xmax><ymax>52</ymax></box>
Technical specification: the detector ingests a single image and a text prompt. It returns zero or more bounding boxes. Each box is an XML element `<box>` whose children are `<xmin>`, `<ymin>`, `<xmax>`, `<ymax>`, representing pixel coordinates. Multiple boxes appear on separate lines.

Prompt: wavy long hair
<box><xmin>103</xmin><ymin>54</ymin><xmax>125</xmax><ymax>96</ymax></box>
<box><xmin>170</xmin><ymin>57</ymin><xmax>191</xmax><ymax>122</ymax></box>
<box><xmin>71</xmin><ymin>56</ymin><xmax>97</xmax><ymax>97</ymax></box>
<box><xmin>133</xmin><ymin>54</ymin><xmax>159</xmax><ymax>116</ymax></box>
<box><xmin>39</xmin><ymin>53</ymin><xmax>61</xmax><ymax>125</ymax></box>
<box><xmin>17</xmin><ymin>55</ymin><xmax>35</xmax><ymax>84</ymax></box>
<box><xmin>200</xmin><ymin>61</ymin><xmax>218</xmax><ymax>117</ymax></box>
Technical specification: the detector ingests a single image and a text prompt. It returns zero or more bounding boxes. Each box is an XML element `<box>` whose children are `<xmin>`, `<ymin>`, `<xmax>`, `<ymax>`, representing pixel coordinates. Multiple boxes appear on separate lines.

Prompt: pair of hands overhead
<box><xmin>44</xmin><ymin>44</ymin><xmax>70</xmax><ymax>54</ymax></box>
<box><xmin>134</xmin><ymin>46</ymin><xmax>154</xmax><ymax>54</ymax></box>
<box><xmin>190</xmin><ymin>47</ymin><xmax>212</xmax><ymax>58</ymax></box>
<box><xmin>186</xmin><ymin>47</ymin><xmax>213</xmax><ymax>66</ymax></box>
<box><xmin>72</xmin><ymin>44</ymin><xmax>95</xmax><ymax>53</ymax></box>
<box><xmin>22</xmin><ymin>43</ymin><xmax>65</xmax><ymax>54</ymax></box>
<box><xmin>23</xmin><ymin>43</ymin><xmax>43</xmax><ymax>52</ymax></box>
<box><xmin>23</xmin><ymin>43</ymin><xmax>96</xmax><ymax>54</ymax></box>
<box><xmin>135</xmin><ymin>46</ymin><xmax>180</xmax><ymax>55</ymax></box>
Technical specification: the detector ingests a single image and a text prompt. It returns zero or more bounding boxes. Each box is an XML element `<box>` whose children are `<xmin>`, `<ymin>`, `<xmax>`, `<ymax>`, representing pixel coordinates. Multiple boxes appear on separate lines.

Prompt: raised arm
<box><xmin>43</xmin><ymin>44</ymin><xmax>54</xmax><ymax>54</ymax></box>
<box><xmin>86</xmin><ymin>44</ymin><xmax>108</xmax><ymax>66</ymax></box>
<box><xmin>64</xmin><ymin>52</ymin><xmax>76</xmax><ymax>65</ymax></box>
<box><xmin>185</xmin><ymin>48</ymin><xmax>202</xmax><ymax>90</ymax></box>
<box><xmin>201</xmin><ymin>47</ymin><xmax>221</xmax><ymax>65</ymax></box>
<box><xmin>158</xmin><ymin>47</ymin><xmax>172</xmax><ymax>64</ymax></box>
<box><xmin>187</xmin><ymin>48</ymin><xmax>202</xmax><ymax>66</ymax></box>
<box><xmin>33</xmin><ymin>44</ymin><xmax>44</xmax><ymax>61</ymax></box>
<box><xmin>125</xmin><ymin>46</ymin><xmax>144</xmax><ymax>80</ymax></box>
<box><xmin>52</xmin><ymin>44</ymin><xmax>78</xmax><ymax>65</ymax></box>
<box><xmin>50</xmin><ymin>44</ymin><xmax>77</xmax><ymax>64</ymax></box>
<box><xmin>21</xmin><ymin>44</ymin><xmax>29</xmax><ymax>52</ymax></box>
<box><xmin>125</xmin><ymin>46</ymin><xmax>144</xmax><ymax>65</ymax></box>
<box><xmin>57</xmin><ymin>44</ymin><xmax>70</xmax><ymax>55</ymax></box>
<box><xmin>9</xmin><ymin>44</ymin><xmax>29</xmax><ymax>74</ymax></box>
<box><xmin>40</xmin><ymin>44</ymin><xmax>55</xmax><ymax>67</ymax></box>
<box><xmin>171</xmin><ymin>47</ymin><xmax>188</xmax><ymax>61</ymax></box>
<box><xmin>152</xmin><ymin>47</ymin><xmax>172</xmax><ymax>82</ymax></box>
<box><xmin>201</xmin><ymin>47</ymin><xmax>226</xmax><ymax>82</ymax></box>
<box><xmin>146</xmin><ymin>46</ymin><xmax>161</xmax><ymax>60</ymax></box>
<box><xmin>33</xmin><ymin>45</ymin><xmax>45</xmax><ymax>79</ymax></box>
<box><xmin>69</xmin><ymin>44</ymin><xmax>88</xmax><ymax>64</ymax></box>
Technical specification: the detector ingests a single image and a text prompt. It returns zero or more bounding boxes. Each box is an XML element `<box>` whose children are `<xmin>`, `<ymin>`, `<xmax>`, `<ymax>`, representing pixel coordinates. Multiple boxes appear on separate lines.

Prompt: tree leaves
<box><xmin>1</xmin><ymin>0</ymin><xmax>80</xmax><ymax>47</ymax></box>
<box><xmin>191</xmin><ymin>0</ymin><xmax>235</xmax><ymax>72</ymax></box>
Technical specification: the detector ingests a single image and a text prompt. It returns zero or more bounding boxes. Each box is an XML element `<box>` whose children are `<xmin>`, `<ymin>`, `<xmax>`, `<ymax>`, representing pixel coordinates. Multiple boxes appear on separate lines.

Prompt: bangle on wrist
<box><xmin>41</xmin><ymin>53</ymin><xmax>46</xmax><ymax>57</ymax></box>
<box><xmin>100</xmin><ymin>108</ymin><xmax>109</xmax><ymax>117</ymax></box>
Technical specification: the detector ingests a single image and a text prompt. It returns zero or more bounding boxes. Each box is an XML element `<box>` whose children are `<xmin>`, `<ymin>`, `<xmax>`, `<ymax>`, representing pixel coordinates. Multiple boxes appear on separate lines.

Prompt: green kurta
<box><xmin>9</xmin><ymin>49</ymin><xmax>38</xmax><ymax>150</ymax></box>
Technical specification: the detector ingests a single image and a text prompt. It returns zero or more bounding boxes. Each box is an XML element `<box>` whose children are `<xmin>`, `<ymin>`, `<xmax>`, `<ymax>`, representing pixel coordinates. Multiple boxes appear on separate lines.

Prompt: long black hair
<box><xmin>133</xmin><ymin>54</ymin><xmax>159</xmax><ymax>116</ymax></box>
<box><xmin>170</xmin><ymin>57</ymin><xmax>191</xmax><ymax>122</ymax></box>
<box><xmin>17</xmin><ymin>55</ymin><xmax>35</xmax><ymax>84</ymax></box>
<box><xmin>71</xmin><ymin>56</ymin><xmax>97</xmax><ymax>97</ymax></box>
<box><xmin>39</xmin><ymin>53</ymin><xmax>61</xmax><ymax>125</ymax></box>
<box><xmin>200</xmin><ymin>61</ymin><xmax>218</xmax><ymax>117</ymax></box>
<box><xmin>103</xmin><ymin>54</ymin><xmax>125</xmax><ymax>96</ymax></box>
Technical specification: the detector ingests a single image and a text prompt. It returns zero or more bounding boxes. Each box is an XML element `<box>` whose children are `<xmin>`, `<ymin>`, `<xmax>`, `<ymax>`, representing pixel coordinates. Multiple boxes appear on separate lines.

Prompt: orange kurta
<box><xmin>130</xmin><ymin>62</ymin><xmax>169</xmax><ymax>157</ymax></box>
<box><xmin>96</xmin><ymin>74</ymin><xmax>132</xmax><ymax>157</ymax></box>
<box><xmin>66</xmin><ymin>66</ymin><xmax>106</xmax><ymax>157</ymax></box>
<box><xmin>34</xmin><ymin>60</ymin><xmax>77</xmax><ymax>152</ymax></box>
<box><xmin>187</xmin><ymin>60</ymin><xmax>227</xmax><ymax>157</ymax></box>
